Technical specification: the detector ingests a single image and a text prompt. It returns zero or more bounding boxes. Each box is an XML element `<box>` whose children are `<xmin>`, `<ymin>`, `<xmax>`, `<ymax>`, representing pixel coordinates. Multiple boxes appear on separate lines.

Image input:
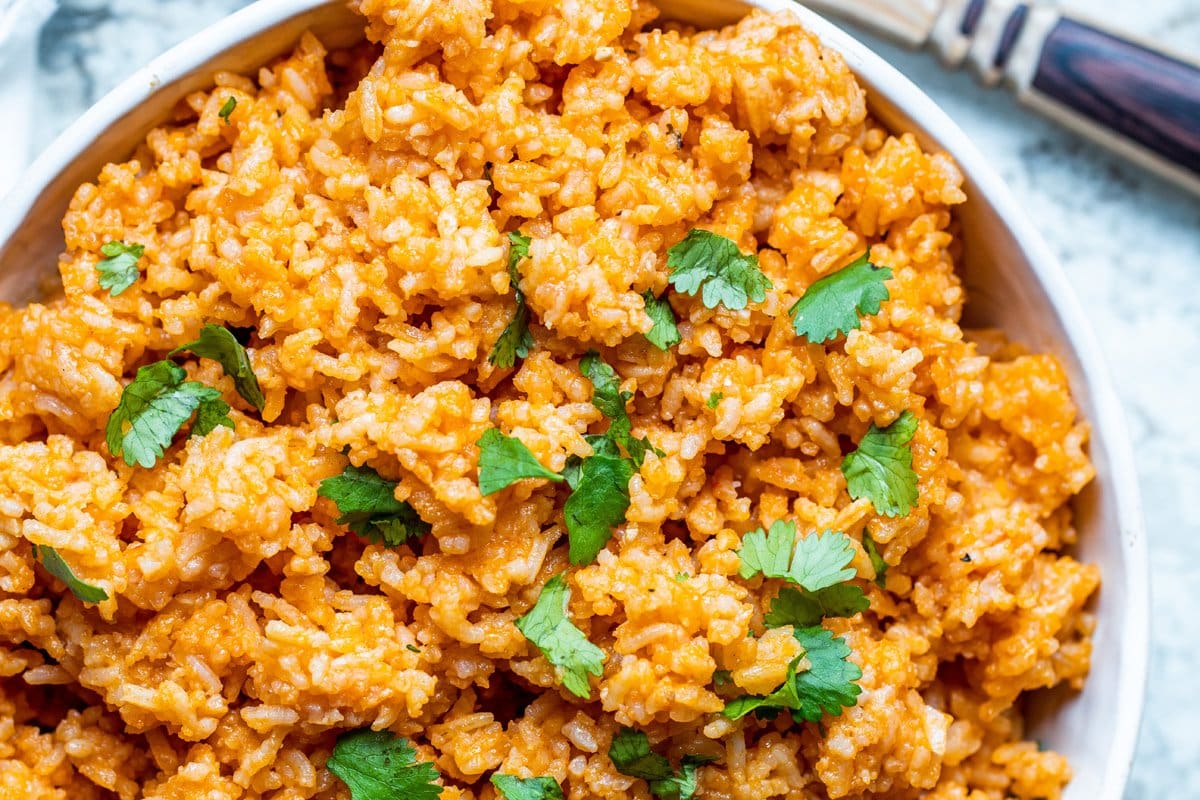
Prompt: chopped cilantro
<box><xmin>326</xmin><ymin>729</ymin><xmax>441</xmax><ymax>800</ymax></box>
<box><xmin>674</xmin><ymin>571</ymin><xmax>689</xmax><ymax>582</ymax></box>
<box><xmin>406</xmin><ymin>644</ymin><xmax>422</xmax><ymax>653</ymax></box>
<box><xmin>722</xmin><ymin>626</ymin><xmax>862</xmax><ymax>723</ymax></box>
<box><xmin>95</xmin><ymin>241</ymin><xmax>144</xmax><ymax>297</ymax></box>
<box><xmin>476</xmin><ymin>428</ymin><xmax>564</xmax><ymax>496</ymax></box>
<box><xmin>579</xmin><ymin>352</ymin><xmax>660</xmax><ymax>467</ymax></box>
<box><xmin>764</xmin><ymin>585</ymin><xmax>869</xmax><ymax>628</ymax></box>
<box><xmin>191</xmin><ymin>395</ymin><xmax>233</xmax><ymax>437</ymax></box>
<box><xmin>563</xmin><ymin>454</ymin><xmax>633</xmax><ymax>565</ymax></box>
<box><xmin>515</xmin><ymin>573</ymin><xmax>605</xmax><ymax>698</ymax></box>
<box><xmin>170</xmin><ymin>324</ymin><xmax>264</xmax><ymax>411</ymax></box>
<box><xmin>712</xmin><ymin>669</ymin><xmax>732</xmax><ymax>686</ymax></box>
<box><xmin>489</xmin><ymin>231</ymin><xmax>536</xmax><ymax>368</ymax></box>
<box><xmin>841</xmin><ymin>410</ymin><xmax>920</xmax><ymax>517</ymax></box>
<box><xmin>105</xmin><ymin>360</ymin><xmax>232</xmax><ymax>468</ymax></box>
<box><xmin>218</xmin><ymin>96</ymin><xmax>237</xmax><ymax>123</ymax></box>
<box><xmin>667</xmin><ymin>229</ymin><xmax>772</xmax><ymax>311</ymax></box>
<box><xmin>642</xmin><ymin>290</ymin><xmax>681</xmax><ymax>350</ymax></box>
<box><xmin>862</xmin><ymin>530</ymin><xmax>888</xmax><ymax>588</ymax></box>
<box><xmin>491</xmin><ymin>775</ymin><xmax>564</xmax><ymax>800</ymax></box>
<box><xmin>788</xmin><ymin>250</ymin><xmax>892</xmax><ymax>343</ymax></box>
<box><xmin>738</xmin><ymin>521</ymin><xmax>867</xmax><ymax>628</ymax></box>
<box><xmin>608</xmin><ymin>728</ymin><xmax>715</xmax><ymax>800</ymax></box>
<box><xmin>31</xmin><ymin>545</ymin><xmax>108</xmax><ymax>603</ymax></box>
<box><xmin>706</xmin><ymin>392</ymin><xmax>723</xmax><ymax>409</ymax></box>
<box><xmin>317</xmin><ymin>464</ymin><xmax>430</xmax><ymax>546</ymax></box>
<box><xmin>737</xmin><ymin>521</ymin><xmax>856</xmax><ymax>590</ymax></box>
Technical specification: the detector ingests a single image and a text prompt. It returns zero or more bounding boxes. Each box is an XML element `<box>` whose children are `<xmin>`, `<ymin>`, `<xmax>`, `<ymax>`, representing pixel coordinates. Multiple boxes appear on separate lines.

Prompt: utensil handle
<box><xmin>932</xmin><ymin>1</ymin><xmax>1200</xmax><ymax>195</ymax></box>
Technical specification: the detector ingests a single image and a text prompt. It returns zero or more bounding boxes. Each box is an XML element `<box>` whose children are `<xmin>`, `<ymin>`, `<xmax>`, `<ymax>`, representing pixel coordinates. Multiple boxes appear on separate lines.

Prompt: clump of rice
<box><xmin>0</xmin><ymin>1</ymin><xmax>1097</xmax><ymax>798</ymax></box>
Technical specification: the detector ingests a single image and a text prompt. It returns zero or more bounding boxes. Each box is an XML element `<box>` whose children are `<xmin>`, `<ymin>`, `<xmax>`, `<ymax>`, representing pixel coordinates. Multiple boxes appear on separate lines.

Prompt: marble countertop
<box><xmin>27</xmin><ymin>0</ymin><xmax>1200</xmax><ymax>795</ymax></box>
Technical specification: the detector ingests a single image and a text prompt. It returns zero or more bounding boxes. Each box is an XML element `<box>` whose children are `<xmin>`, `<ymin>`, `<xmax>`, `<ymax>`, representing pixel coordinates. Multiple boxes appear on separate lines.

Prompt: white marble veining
<box><xmin>25</xmin><ymin>0</ymin><xmax>1200</xmax><ymax>795</ymax></box>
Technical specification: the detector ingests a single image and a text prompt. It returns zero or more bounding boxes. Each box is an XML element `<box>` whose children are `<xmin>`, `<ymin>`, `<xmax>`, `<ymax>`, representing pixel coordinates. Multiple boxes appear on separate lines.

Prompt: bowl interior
<box><xmin>0</xmin><ymin>2</ymin><xmax>1146</xmax><ymax>798</ymax></box>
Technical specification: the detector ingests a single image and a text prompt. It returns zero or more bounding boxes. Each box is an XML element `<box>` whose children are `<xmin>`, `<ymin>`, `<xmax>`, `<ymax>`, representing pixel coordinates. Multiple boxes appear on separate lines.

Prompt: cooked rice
<box><xmin>0</xmin><ymin>1</ymin><xmax>1099</xmax><ymax>798</ymax></box>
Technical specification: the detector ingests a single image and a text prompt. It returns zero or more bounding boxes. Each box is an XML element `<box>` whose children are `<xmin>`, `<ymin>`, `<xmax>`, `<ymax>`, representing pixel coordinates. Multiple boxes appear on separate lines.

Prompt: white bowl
<box><xmin>0</xmin><ymin>1</ymin><xmax>1147</xmax><ymax>797</ymax></box>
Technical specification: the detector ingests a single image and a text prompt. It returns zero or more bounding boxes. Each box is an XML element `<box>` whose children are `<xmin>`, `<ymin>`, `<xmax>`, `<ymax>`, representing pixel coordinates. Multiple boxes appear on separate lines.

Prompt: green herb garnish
<box><xmin>722</xmin><ymin>626</ymin><xmax>862</xmax><ymax>723</ymax></box>
<box><xmin>608</xmin><ymin>728</ymin><xmax>716</xmax><ymax>800</ymax></box>
<box><xmin>841</xmin><ymin>410</ymin><xmax>919</xmax><ymax>517</ymax></box>
<box><xmin>579</xmin><ymin>352</ymin><xmax>660</xmax><ymax>467</ymax></box>
<box><xmin>105</xmin><ymin>360</ymin><xmax>232</xmax><ymax>468</ymax></box>
<box><xmin>489</xmin><ymin>231</ymin><xmax>536</xmax><ymax>368</ymax></box>
<box><xmin>95</xmin><ymin>241</ymin><xmax>144</xmax><ymax>296</ymax></box>
<box><xmin>642</xmin><ymin>290</ymin><xmax>681</xmax><ymax>350</ymax></box>
<box><xmin>31</xmin><ymin>545</ymin><xmax>108</xmax><ymax>603</ymax></box>
<box><xmin>515</xmin><ymin>573</ymin><xmax>606</xmax><ymax>698</ymax></box>
<box><xmin>170</xmin><ymin>324</ymin><xmax>264</xmax><ymax>411</ymax></box>
<box><xmin>667</xmin><ymin>229</ymin><xmax>772</xmax><ymax>311</ymax></box>
<box><xmin>218</xmin><ymin>96</ymin><xmax>237</xmax><ymax>123</ymax></box>
<box><xmin>788</xmin><ymin>250</ymin><xmax>892</xmax><ymax>343</ymax></box>
<box><xmin>491</xmin><ymin>775</ymin><xmax>564</xmax><ymax>800</ymax></box>
<box><xmin>862</xmin><ymin>530</ymin><xmax>888</xmax><ymax>588</ymax></box>
<box><xmin>738</xmin><ymin>521</ymin><xmax>868</xmax><ymax>628</ymax></box>
<box><xmin>326</xmin><ymin>729</ymin><xmax>441</xmax><ymax>800</ymax></box>
<box><xmin>476</xmin><ymin>428</ymin><xmax>564</xmax><ymax>496</ymax></box>
<box><xmin>317</xmin><ymin>464</ymin><xmax>430</xmax><ymax>546</ymax></box>
<box><xmin>563</xmin><ymin>454</ymin><xmax>634</xmax><ymax>565</ymax></box>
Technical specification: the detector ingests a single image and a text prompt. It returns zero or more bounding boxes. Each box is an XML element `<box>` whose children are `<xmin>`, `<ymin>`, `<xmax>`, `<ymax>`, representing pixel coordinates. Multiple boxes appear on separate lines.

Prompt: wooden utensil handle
<box><xmin>931</xmin><ymin>1</ymin><xmax>1200</xmax><ymax>194</ymax></box>
<box><xmin>1028</xmin><ymin>17</ymin><xmax>1200</xmax><ymax>184</ymax></box>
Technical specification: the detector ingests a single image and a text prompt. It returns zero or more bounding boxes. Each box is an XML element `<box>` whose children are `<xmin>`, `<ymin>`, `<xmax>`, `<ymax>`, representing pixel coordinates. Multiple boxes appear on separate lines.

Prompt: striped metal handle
<box><xmin>929</xmin><ymin>0</ymin><xmax>1200</xmax><ymax>195</ymax></box>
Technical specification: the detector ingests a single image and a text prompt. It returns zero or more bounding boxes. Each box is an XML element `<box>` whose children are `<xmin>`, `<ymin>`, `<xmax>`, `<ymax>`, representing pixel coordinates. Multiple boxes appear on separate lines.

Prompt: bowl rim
<box><xmin>1</xmin><ymin>0</ymin><xmax>1148</xmax><ymax>795</ymax></box>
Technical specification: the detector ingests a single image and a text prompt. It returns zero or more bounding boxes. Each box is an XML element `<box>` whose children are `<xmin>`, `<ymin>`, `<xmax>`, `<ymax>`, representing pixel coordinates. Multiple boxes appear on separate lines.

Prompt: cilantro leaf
<box><xmin>706</xmin><ymin>392</ymin><xmax>723</xmax><ymax>409</ymax></box>
<box><xmin>788</xmin><ymin>251</ymin><xmax>892</xmax><ymax>344</ymax></box>
<box><xmin>491</xmin><ymin>302</ymin><xmax>535</xmax><ymax>369</ymax></box>
<box><xmin>170</xmin><ymin>324</ymin><xmax>265</xmax><ymax>411</ymax></box>
<box><xmin>490</xmin><ymin>231</ymin><xmax>535</xmax><ymax>369</ymax></box>
<box><xmin>764</xmin><ymin>585</ymin><xmax>869</xmax><ymax>628</ymax></box>
<box><xmin>31</xmin><ymin>545</ymin><xmax>108</xmax><ymax>603</ymax></box>
<box><xmin>580</xmin><ymin>351</ymin><xmax>630</xmax><ymax>422</ymax></box>
<box><xmin>218</xmin><ymin>96</ymin><xmax>237</xmax><ymax>123</ymax></box>
<box><xmin>721</xmin><ymin>654</ymin><xmax>806</xmax><ymax>721</ymax></box>
<box><xmin>722</xmin><ymin>627</ymin><xmax>862</xmax><ymax>723</ymax></box>
<box><xmin>789</xmin><ymin>626</ymin><xmax>863</xmax><ymax>721</ymax></box>
<box><xmin>841</xmin><ymin>410</ymin><xmax>919</xmax><ymax>517</ymax></box>
<box><xmin>862</xmin><ymin>530</ymin><xmax>888</xmax><ymax>588</ymax></box>
<box><xmin>608</xmin><ymin>728</ymin><xmax>673</xmax><ymax>781</ymax></box>
<box><xmin>326</xmin><ymin>729</ymin><xmax>441</xmax><ymax>800</ymax></box>
<box><xmin>491</xmin><ymin>775</ymin><xmax>564</xmax><ymax>800</ymax></box>
<box><xmin>563</xmin><ymin>454</ymin><xmax>633</xmax><ymax>565</ymax></box>
<box><xmin>191</xmin><ymin>395</ymin><xmax>235</xmax><ymax>437</ymax></box>
<box><xmin>666</xmin><ymin>229</ymin><xmax>772</xmax><ymax>311</ymax></box>
<box><xmin>642</xmin><ymin>290</ymin><xmax>681</xmax><ymax>350</ymax></box>
<box><xmin>317</xmin><ymin>464</ymin><xmax>430</xmax><ymax>546</ymax></box>
<box><xmin>652</xmin><ymin>756</ymin><xmax>715</xmax><ymax>800</ymax></box>
<box><xmin>579</xmin><ymin>352</ymin><xmax>660</xmax><ymax>467</ymax></box>
<box><xmin>739</xmin><ymin>522</ymin><xmax>867</xmax><ymax>629</ymax></box>
<box><xmin>105</xmin><ymin>360</ymin><xmax>232</xmax><ymax>468</ymax></box>
<box><xmin>476</xmin><ymin>428</ymin><xmax>564</xmax><ymax>496</ymax></box>
<box><xmin>608</xmin><ymin>729</ymin><xmax>715</xmax><ymax>800</ymax></box>
<box><xmin>95</xmin><ymin>241</ymin><xmax>144</xmax><ymax>297</ymax></box>
<box><xmin>515</xmin><ymin>573</ymin><xmax>605</xmax><ymax>698</ymax></box>
<box><xmin>738</xmin><ymin>521</ymin><xmax>860</xmax><ymax>591</ymax></box>
<box><xmin>507</xmin><ymin>230</ymin><xmax>532</xmax><ymax>272</ymax></box>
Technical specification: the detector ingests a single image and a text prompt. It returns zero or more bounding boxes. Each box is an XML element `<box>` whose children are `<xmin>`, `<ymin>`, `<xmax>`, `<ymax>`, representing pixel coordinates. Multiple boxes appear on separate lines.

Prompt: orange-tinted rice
<box><xmin>0</xmin><ymin>1</ymin><xmax>1099</xmax><ymax>798</ymax></box>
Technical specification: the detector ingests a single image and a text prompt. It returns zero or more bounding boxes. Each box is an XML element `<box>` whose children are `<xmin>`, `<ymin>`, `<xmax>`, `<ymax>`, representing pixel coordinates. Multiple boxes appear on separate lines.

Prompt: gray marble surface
<box><xmin>26</xmin><ymin>0</ymin><xmax>1200</xmax><ymax>796</ymax></box>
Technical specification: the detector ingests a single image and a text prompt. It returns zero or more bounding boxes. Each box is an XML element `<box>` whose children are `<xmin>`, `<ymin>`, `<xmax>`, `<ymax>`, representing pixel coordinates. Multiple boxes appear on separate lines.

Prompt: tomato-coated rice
<box><xmin>0</xmin><ymin>1</ymin><xmax>1098</xmax><ymax>798</ymax></box>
